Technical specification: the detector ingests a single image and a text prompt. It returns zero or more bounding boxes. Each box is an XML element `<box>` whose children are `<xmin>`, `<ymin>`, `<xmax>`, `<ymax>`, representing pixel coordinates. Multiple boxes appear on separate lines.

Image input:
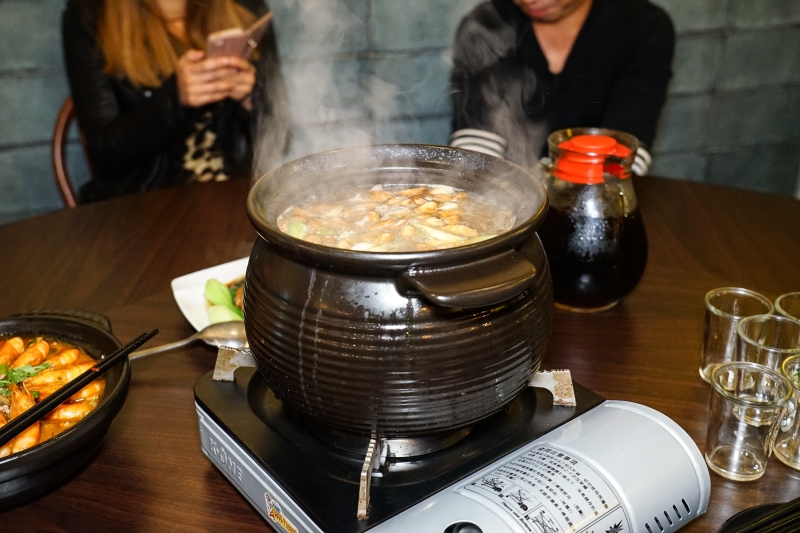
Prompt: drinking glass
<box><xmin>776</xmin><ymin>292</ymin><xmax>800</xmax><ymax>322</ymax></box>
<box><xmin>705</xmin><ymin>362</ymin><xmax>792</xmax><ymax>481</ymax></box>
<box><xmin>773</xmin><ymin>355</ymin><xmax>800</xmax><ymax>470</ymax></box>
<box><xmin>737</xmin><ymin>314</ymin><xmax>800</xmax><ymax>370</ymax></box>
<box><xmin>700</xmin><ymin>288</ymin><xmax>773</xmax><ymax>383</ymax></box>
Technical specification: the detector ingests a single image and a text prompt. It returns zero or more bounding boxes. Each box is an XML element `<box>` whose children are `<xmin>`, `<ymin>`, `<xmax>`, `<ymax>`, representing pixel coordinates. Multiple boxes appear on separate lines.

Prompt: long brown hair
<box><xmin>98</xmin><ymin>0</ymin><xmax>257</xmax><ymax>87</ymax></box>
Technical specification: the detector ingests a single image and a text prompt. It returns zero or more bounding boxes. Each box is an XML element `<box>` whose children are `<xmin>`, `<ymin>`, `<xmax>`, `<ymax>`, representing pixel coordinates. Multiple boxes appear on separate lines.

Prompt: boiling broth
<box><xmin>276</xmin><ymin>184</ymin><xmax>515</xmax><ymax>252</ymax></box>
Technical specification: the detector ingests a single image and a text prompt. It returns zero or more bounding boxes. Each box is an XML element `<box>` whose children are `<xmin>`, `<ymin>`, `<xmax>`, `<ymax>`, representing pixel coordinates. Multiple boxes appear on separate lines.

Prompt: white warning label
<box><xmin>461</xmin><ymin>444</ymin><xmax>630</xmax><ymax>533</ymax></box>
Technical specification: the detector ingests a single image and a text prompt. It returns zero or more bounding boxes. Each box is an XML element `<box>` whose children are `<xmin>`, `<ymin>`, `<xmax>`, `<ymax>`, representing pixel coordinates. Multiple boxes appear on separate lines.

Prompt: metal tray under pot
<box><xmin>245</xmin><ymin>144</ymin><xmax>552</xmax><ymax>438</ymax></box>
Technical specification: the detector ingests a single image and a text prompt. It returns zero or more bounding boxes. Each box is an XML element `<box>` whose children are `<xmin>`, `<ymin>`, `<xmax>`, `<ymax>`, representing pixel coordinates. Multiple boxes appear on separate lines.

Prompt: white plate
<box><xmin>170</xmin><ymin>257</ymin><xmax>249</xmax><ymax>331</ymax></box>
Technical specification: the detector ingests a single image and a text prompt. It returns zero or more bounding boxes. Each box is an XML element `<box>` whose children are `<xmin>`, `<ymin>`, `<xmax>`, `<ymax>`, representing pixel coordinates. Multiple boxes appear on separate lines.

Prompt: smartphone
<box><xmin>207</xmin><ymin>11</ymin><xmax>273</xmax><ymax>59</ymax></box>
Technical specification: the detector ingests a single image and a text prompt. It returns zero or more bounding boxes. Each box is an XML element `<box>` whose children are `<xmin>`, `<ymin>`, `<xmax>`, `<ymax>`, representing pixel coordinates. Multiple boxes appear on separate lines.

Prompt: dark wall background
<box><xmin>0</xmin><ymin>0</ymin><xmax>798</xmax><ymax>224</ymax></box>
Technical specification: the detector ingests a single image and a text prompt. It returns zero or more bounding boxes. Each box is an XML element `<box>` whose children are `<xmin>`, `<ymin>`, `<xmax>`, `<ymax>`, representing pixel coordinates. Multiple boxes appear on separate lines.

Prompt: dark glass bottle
<box><xmin>537</xmin><ymin>128</ymin><xmax>648</xmax><ymax>311</ymax></box>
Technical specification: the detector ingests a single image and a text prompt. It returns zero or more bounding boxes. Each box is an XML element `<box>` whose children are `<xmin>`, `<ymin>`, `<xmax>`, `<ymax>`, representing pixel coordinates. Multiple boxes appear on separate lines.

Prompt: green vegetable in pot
<box><xmin>410</xmin><ymin>222</ymin><xmax>465</xmax><ymax>243</ymax></box>
<box><xmin>287</xmin><ymin>220</ymin><xmax>309</xmax><ymax>239</ymax></box>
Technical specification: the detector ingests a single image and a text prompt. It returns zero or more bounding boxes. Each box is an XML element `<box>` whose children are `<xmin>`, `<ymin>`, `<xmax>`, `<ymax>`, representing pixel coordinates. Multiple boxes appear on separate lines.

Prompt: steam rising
<box><xmin>249</xmin><ymin>0</ymin><xmax>545</xmax><ymax>225</ymax></box>
<box><xmin>451</xmin><ymin>7</ymin><xmax>548</xmax><ymax>169</ymax></box>
<box><xmin>252</xmin><ymin>0</ymin><xmax>402</xmax><ymax>180</ymax></box>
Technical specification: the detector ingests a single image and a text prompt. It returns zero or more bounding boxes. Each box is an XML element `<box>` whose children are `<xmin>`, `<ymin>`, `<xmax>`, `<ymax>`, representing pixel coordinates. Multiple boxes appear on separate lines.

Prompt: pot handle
<box><xmin>397</xmin><ymin>250</ymin><xmax>538</xmax><ymax>308</ymax></box>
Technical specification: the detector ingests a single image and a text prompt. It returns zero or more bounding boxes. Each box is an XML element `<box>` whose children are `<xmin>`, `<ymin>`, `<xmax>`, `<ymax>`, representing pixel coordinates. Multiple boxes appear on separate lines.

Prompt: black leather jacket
<box><xmin>62</xmin><ymin>0</ymin><xmax>289</xmax><ymax>202</ymax></box>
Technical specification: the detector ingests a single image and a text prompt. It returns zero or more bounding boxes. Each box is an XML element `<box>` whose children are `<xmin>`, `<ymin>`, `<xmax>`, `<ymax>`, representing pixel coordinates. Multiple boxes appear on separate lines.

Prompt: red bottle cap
<box><xmin>554</xmin><ymin>134</ymin><xmax>632</xmax><ymax>184</ymax></box>
<box><xmin>569</xmin><ymin>135</ymin><xmax>617</xmax><ymax>154</ymax></box>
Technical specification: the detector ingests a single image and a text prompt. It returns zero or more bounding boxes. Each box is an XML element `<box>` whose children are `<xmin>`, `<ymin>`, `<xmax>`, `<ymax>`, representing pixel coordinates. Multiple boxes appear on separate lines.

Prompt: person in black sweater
<box><xmin>450</xmin><ymin>0</ymin><xmax>675</xmax><ymax>175</ymax></box>
<box><xmin>62</xmin><ymin>0</ymin><xmax>290</xmax><ymax>202</ymax></box>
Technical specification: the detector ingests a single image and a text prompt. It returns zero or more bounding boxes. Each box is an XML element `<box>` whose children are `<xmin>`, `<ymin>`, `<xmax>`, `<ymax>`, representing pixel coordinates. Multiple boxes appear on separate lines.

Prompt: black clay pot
<box><xmin>245</xmin><ymin>144</ymin><xmax>552</xmax><ymax>437</ymax></box>
<box><xmin>0</xmin><ymin>310</ymin><xmax>128</xmax><ymax>508</ymax></box>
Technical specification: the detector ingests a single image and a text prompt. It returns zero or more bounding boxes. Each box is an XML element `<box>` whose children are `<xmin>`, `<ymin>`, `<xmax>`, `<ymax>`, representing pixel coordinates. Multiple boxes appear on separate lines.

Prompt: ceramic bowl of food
<box><xmin>0</xmin><ymin>310</ymin><xmax>128</xmax><ymax>508</ymax></box>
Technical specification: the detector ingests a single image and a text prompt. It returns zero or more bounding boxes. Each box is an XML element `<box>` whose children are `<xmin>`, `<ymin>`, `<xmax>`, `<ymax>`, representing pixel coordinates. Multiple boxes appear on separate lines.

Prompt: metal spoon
<box><xmin>129</xmin><ymin>321</ymin><xmax>248</xmax><ymax>360</ymax></box>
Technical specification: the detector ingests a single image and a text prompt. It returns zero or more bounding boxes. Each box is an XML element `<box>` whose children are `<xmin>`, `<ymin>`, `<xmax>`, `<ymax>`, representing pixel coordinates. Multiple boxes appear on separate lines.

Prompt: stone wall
<box><xmin>649</xmin><ymin>0</ymin><xmax>800</xmax><ymax>194</ymax></box>
<box><xmin>0</xmin><ymin>0</ymin><xmax>797</xmax><ymax>224</ymax></box>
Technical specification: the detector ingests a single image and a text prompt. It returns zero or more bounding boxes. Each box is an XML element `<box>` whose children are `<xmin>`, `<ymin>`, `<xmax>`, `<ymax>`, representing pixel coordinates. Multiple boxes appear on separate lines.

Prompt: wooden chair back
<box><xmin>52</xmin><ymin>96</ymin><xmax>80</xmax><ymax>208</ymax></box>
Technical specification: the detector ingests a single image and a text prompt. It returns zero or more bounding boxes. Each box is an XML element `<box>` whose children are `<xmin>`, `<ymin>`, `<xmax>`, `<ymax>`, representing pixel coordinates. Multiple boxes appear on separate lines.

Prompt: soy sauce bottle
<box><xmin>537</xmin><ymin>128</ymin><xmax>648</xmax><ymax>312</ymax></box>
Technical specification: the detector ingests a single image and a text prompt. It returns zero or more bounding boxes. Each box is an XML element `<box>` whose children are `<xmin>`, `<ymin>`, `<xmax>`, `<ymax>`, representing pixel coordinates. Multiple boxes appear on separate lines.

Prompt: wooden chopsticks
<box><xmin>0</xmin><ymin>330</ymin><xmax>158</xmax><ymax>449</ymax></box>
<box><xmin>727</xmin><ymin>497</ymin><xmax>800</xmax><ymax>533</ymax></box>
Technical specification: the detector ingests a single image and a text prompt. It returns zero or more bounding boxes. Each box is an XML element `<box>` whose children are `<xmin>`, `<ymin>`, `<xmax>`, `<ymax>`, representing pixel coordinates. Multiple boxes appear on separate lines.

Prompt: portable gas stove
<box><xmin>195</xmin><ymin>367</ymin><xmax>710</xmax><ymax>533</ymax></box>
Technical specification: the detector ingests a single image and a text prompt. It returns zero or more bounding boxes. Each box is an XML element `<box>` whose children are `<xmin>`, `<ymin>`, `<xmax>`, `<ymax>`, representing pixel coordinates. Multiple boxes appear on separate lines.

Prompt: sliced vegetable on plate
<box><xmin>204</xmin><ymin>278</ymin><xmax>244</xmax><ymax>324</ymax></box>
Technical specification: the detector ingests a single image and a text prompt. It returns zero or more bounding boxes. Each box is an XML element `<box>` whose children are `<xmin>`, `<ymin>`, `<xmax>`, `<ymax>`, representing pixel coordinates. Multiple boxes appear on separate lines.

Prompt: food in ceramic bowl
<box><xmin>0</xmin><ymin>310</ymin><xmax>128</xmax><ymax>508</ymax></box>
<box><xmin>1</xmin><ymin>335</ymin><xmax>105</xmax><ymax>457</ymax></box>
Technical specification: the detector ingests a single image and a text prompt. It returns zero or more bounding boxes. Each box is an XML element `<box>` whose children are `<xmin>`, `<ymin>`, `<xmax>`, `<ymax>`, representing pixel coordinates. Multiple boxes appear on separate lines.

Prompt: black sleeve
<box><xmin>600</xmin><ymin>4</ymin><xmax>675</xmax><ymax>149</ymax></box>
<box><xmin>61</xmin><ymin>0</ymin><xmax>197</xmax><ymax>175</ymax></box>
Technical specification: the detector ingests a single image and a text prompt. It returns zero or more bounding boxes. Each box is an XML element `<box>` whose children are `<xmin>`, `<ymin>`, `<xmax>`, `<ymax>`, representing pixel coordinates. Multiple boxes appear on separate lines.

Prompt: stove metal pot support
<box><xmin>195</xmin><ymin>351</ymin><xmax>710</xmax><ymax>533</ymax></box>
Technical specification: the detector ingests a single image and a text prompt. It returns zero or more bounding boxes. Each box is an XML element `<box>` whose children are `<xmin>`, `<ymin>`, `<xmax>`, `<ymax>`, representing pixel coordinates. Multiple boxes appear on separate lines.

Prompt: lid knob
<box><xmin>569</xmin><ymin>134</ymin><xmax>617</xmax><ymax>154</ymax></box>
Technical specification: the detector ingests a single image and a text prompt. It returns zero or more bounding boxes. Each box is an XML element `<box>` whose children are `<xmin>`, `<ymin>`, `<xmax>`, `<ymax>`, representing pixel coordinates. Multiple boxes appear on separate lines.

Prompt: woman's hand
<box><xmin>176</xmin><ymin>50</ymin><xmax>251</xmax><ymax>108</ymax></box>
<box><xmin>225</xmin><ymin>56</ymin><xmax>257</xmax><ymax>110</ymax></box>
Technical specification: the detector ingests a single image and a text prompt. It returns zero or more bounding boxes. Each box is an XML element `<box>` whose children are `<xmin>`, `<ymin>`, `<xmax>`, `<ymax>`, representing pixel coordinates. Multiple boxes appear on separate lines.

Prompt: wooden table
<box><xmin>1</xmin><ymin>176</ymin><xmax>799</xmax><ymax>532</ymax></box>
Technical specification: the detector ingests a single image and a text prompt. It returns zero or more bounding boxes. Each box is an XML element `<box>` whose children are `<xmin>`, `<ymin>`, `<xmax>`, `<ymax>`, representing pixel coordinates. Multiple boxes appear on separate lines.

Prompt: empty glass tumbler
<box><xmin>737</xmin><ymin>314</ymin><xmax>800</xmax><ymax>370</ymax></box>
<box><xmin>705</xmin><ymin>362</ymin><xmax>792</xmax><ymax>481</ymax></box>
<box><xmin>700</xmin><ymin>288</ymin><xmax>773</xmax><ymax>383</ymax></box>
<box><xmin>773</xmin><ymin>355</ymin><xmax>800</xmax><ymax>470</ymax></box>
<box><xmin>776</xmin><ymin>292</ymin><xmax>800</xmax><ymax>322</ymax></box>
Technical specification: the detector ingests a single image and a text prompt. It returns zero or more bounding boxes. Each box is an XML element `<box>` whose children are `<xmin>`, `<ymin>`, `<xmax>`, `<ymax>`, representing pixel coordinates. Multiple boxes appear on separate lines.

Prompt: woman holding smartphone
<box><xmin>62</xmin><ymin>0</ymin><xmax>290</xmax><ymax>202</ymax></box>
